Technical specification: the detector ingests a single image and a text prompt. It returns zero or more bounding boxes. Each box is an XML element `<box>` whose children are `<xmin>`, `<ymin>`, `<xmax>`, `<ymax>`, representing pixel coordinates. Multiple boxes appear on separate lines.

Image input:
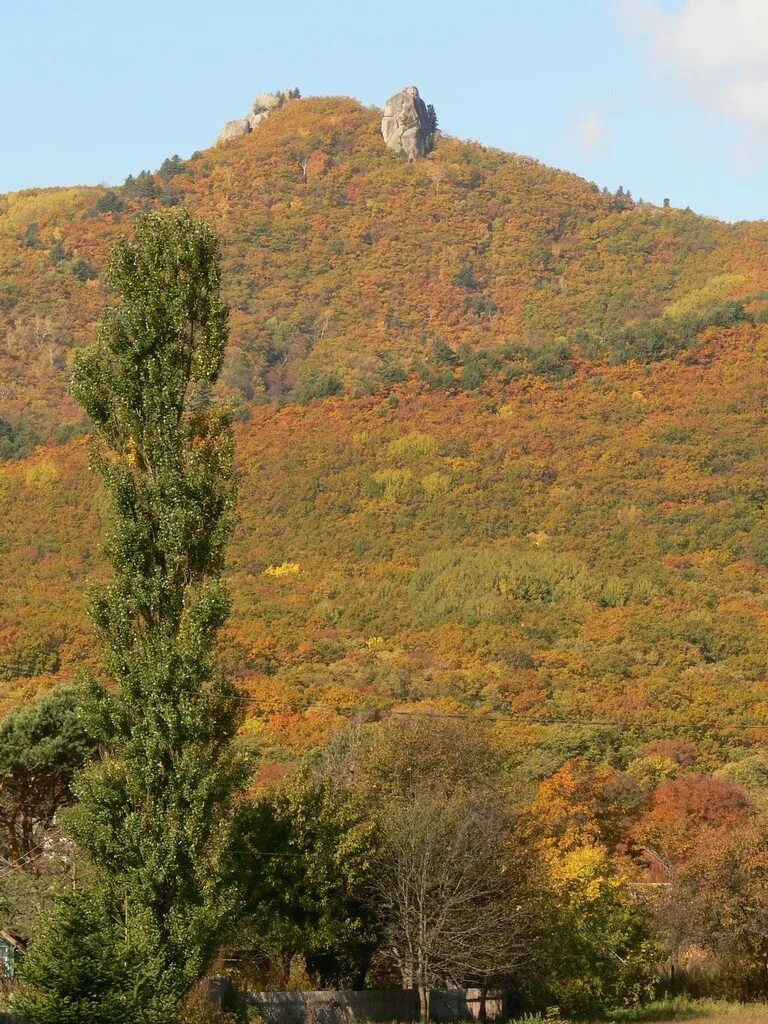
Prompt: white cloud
<box><xmin>620</xmin><ymin>0</ymin><xmax>768</xmax><ymax>127</ymax></box>
<box><xmin>571</xmin><ymin>110</ymin><xmax>612</xmax><ymax>156</ymax></box>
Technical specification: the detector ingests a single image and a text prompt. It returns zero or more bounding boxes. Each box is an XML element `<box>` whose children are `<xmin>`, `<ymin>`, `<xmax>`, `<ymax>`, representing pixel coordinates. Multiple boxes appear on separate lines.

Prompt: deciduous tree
<box><xmin>17</xmin><ymin>209</ymin><xmax>245</xmax><ymax>1024</ymax></box>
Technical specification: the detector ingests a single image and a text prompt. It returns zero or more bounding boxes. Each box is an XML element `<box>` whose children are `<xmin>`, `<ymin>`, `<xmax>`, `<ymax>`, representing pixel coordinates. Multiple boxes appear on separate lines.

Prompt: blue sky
<box><xmin>2</xmin><ymin>0</ymin><xmax>768</xmax><ymax>222</ymax></box>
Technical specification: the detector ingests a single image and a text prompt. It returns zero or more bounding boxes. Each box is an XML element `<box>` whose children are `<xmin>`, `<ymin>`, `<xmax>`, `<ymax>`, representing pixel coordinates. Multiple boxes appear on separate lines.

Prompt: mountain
<box><xmin>4</xmin><ymin>94</ymin><xmax>768</xmax><ymax>437</ymax></box>
<box><xmin>3</xmin><ymin>94</ymin><xmax>768</xmax><ymax>780</ymax></box>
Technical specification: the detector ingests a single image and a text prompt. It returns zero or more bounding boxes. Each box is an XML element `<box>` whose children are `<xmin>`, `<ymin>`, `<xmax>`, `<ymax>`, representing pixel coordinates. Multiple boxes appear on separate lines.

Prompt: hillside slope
<box><xmin>3</xmin><ymin>95</ymin><xmax>768</xmax><ymax>437</ymax></box>
<box><xmin>4</xmin><ymin>325</ymin><xmax>768</xmax><ymax>777</ymax></box>
<box><xmin>3</xmin><ymin>94</ymin><xmax>768</xmax><ymax>781</ymax></box>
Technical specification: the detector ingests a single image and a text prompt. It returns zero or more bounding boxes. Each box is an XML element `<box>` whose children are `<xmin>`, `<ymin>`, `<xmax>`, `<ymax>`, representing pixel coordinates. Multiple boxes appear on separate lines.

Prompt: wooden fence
<box><xmin>242</xmin><ymin>987</ymin><xmax>508</xmax><ymax>1024</ymax></box>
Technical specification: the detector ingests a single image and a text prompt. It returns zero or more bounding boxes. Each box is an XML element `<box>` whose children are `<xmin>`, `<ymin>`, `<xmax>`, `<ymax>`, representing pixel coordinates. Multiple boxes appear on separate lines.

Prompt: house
<box><xmin>0</xmin><ymin>931</ymin><xmax>20</xmax><ymax>980</ymax></box>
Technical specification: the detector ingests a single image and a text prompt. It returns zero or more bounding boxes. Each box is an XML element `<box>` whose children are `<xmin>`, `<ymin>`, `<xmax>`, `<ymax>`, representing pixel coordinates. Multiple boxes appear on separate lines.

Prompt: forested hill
<box><xmin>3</xmin><ymin>94</ymin><xmax>768</xmax><ymax>440</ymax></box>
<box><xmin>4</xmin><ymin>94</ymin><xmax>768</xmax><ymax>785</ymax></box>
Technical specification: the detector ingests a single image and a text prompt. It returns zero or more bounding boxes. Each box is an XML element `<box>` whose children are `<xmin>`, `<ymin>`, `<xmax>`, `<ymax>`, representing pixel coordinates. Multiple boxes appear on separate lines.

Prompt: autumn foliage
<box><xmin>4</xmin><ymin>94</ymin><xmax>768</xmax><ymax>999</ymax></box>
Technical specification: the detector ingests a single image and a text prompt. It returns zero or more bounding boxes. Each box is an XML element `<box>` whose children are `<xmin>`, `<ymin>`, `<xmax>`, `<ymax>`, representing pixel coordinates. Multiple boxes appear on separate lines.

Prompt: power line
<box><xmin>244</xmin><ymin>698</ymin><xmax>768</xmax><ymax>735</ymax></box>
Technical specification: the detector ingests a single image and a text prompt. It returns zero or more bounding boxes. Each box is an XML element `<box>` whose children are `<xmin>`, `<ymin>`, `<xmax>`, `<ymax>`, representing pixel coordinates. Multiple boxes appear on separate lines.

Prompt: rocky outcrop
<box><xmin>253</xmin><ymin>91</ymin><xmax>284</xmax><ymax>113</ymax></box>
<box><xmin>246</xmin><ymin>110</ymin><xmax>269</xmax><ymax>130</ymax></box>
<box><xmin>381</xmin><ymin>86</ymin><xmax>436</xmax><ymax>160</ymax></box>
<box><xmin>216</xmin><ymin>89</ymin><xmax>299</xmax><ymax>146</ymax></box>
<box><xmin>216</xmin><ymin>118</ymin><xmax>251</xmax><ymax>144</ymax></box>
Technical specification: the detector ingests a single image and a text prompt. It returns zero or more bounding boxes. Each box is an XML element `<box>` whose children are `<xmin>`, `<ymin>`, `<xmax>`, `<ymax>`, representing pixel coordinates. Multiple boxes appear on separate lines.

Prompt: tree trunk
<box><xmin>478</xmin><ymin>984</ymin><xmax>488</xmax><ymax>1024</ymax></box>
<box><xmin>418</xmin><ymin>984</ymin><xmax>430</xmax><ymax>1024</ymax></box>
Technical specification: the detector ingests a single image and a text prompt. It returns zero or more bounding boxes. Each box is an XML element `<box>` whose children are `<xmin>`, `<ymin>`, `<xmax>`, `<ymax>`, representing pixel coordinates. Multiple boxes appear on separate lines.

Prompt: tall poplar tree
<box><xmin>17</xmin><ymin>210</ymin><xmax>245</xmax><ymax>1024</ymax></box>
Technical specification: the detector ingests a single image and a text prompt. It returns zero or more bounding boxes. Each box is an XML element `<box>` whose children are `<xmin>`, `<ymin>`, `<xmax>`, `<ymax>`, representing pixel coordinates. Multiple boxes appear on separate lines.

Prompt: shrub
<box><xmin>0</xmin><ymin>417</ymin><xmax>40</xmax><ymax>460</ymax></box>
<box><xmin>71</xmin><ymin>258</ymin><xmax>96</xmax><ymax>282</ymax></box>
<box><xmin>293</xmin><ymin>369</ymin><xmax>344</xmax><ymax>403</ymax></box>
<box><xmin>91</xmin><ymin>190</ymin><xmax>124</xmax><ymax>215</ymax></box>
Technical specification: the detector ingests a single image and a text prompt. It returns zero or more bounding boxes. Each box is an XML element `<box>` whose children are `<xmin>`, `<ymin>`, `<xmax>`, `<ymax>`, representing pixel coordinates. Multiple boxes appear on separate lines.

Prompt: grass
<box><xmin>510</xmin><ymin>1001</ymin><xmax>768</xmax><ymax>1024</ymax></box>
<box><xmin>603</xmin><ymin>999</ymin><xmax>768</xmax><ymax>1024</ymax></box>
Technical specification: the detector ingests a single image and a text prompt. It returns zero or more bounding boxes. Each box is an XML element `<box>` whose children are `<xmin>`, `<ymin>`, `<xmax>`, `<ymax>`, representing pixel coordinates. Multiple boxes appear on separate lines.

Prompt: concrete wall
<box><xmin>243</xmin><ymin>988</ymin><xmax>508</xmax><ymax>1024</ymax></box>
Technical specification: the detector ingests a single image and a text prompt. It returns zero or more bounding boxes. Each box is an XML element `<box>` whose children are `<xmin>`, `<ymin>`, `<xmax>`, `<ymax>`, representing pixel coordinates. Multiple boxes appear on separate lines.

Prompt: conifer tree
<box><xmin>16</xmin><ymin>209</ymin><xmax>245</xmax><ymax>1024</ymax></box>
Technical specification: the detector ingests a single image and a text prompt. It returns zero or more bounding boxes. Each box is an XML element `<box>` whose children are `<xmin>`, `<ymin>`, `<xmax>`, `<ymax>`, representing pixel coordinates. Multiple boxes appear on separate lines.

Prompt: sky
<box><xmin>2</xmin><ymin>0</ymin><xmax>768</xmax><ymax>222</ymax></box>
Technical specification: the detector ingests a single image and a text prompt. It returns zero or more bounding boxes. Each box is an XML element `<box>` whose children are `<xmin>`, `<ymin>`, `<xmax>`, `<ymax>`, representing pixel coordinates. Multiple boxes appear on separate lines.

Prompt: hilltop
<box><xmin>3</xmin><ymin>94</ymin><xmax>768</xmax><ymax>781</ymax></box>
<box><xmin>3</xmin><ymin>94</ymin><xmax>768</xmax><ymax>441</ymax></box>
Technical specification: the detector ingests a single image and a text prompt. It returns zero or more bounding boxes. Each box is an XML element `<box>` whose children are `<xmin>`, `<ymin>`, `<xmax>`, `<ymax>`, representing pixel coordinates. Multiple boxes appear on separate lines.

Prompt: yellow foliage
<box><xmin>372</xmin><ymin>467</ymin><xmax>412</xmax><ymax>502</ymax></box>
<box><xmin>386</xmin><ymin>431</ymin><xmax>438</xmax><ymax>461</ymax></box>
<box><xmin>421</xmin><ymin>471</ymin><xmax>450</xmax><ymax>495</ymax></box>
<box><xmin>665</xmin><ymin>274</ymin><xmax>746</xmax><ymax>318</ymax></box>
<box><xmin>24</xmin><ymin>460</ymin><xmax>59</xmax><ymax>488</ymax></box>
<box><xmin>263</xmin><ymin>561</ymin><xmax>301</xmax><ymax>578</ymax></box>
<box><xmin>0</xmin><ymin>186</ymin><xmax>97</xmax><ymax>232</ymax></box>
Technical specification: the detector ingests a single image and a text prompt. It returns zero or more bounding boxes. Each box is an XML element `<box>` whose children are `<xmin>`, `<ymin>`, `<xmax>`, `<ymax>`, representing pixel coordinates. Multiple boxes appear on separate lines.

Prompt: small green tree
<box><xmin>0</xmin><ymin>685</ymin><xmax>96</xmax><ymax>863</ymax></box>
<box><xmin>542</xmin><ymin>844</ymin><xmax>659</xmax><ymax>1013</ymax></box>
<box><xmin>17</xmin><ymin>209</ymin><xmax>245</xmax><ymax>1024</ymax></box>
<box><xmin>238</xmin><ymin>771</ymin><xmax>378</xmax><ymax>986</ymax></box>
<box><xmin>92</xmin><ymin>190</ymin><xmax>126</xmax><ymax>215</ymax></box>
<box><xmin>15</xmin><ymin>889</ymin><xmax>146</xmax><ymax>1023</ymax></box>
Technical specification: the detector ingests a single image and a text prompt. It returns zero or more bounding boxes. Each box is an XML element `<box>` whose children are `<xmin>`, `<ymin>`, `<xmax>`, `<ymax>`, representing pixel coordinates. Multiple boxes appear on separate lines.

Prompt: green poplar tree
<box><xmin>16</xmin><ymin>209</ymin><xmax>245</xmax><ymax>1024</ymax></box>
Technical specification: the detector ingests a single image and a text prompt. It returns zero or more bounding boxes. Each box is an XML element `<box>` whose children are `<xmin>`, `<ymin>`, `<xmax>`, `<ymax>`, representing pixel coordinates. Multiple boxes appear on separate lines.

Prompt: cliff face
<box><xmin>380</xmin><ymin>85</ymin><xmax>435</xmax><ymax>159</ymax></box>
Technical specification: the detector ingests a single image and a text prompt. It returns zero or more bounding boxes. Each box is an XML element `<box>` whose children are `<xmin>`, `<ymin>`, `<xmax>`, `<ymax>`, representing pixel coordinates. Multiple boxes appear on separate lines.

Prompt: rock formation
<box><xmin>216</xmin><ymin>118</ymin><xmax>251</xmax><ymax>144</ymax></box>
<box><xmin>215</xmin><ymin>89</ymin><xmax>298</xmax><ymax>146</ymax></box>
<box><xmin>381</xmin><ymin>86</ymin><xmax>436</xmax><ymax>160</ymax></box>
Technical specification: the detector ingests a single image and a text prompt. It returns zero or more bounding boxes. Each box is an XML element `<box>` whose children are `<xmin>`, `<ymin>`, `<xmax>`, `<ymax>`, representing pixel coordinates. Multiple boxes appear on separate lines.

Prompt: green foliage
<box><xmin>527</xmin><ymin>340</ymin><xmax>573</xmax><ymax>380</ymax></box>
<box><xmin>543</xmin><ymin>845</ymin><xmax>660</xmax><ymax>1013</ymax></box>
<box><xmin>158</xmin><ymin>155</ymin><xmax>189</xmax><ymax>182</ymax></box>
<box><xmin>71</xmin><ymin>258</ymin><xmax>96</xmax><ymax>282</ymax></box>
<box><xmin>410</xmin><ymin>546</ymin><xmax>591</xmax><ymax>626</ymax></box>
<box><xmin>91</xmin><ymin>191</ymin><xmax>125</xmax><ymax>215</ymax></box>
<box><xmin>49</xmin><ymin>238</ymin><xmax>67</xmax><ymax>264</ymax></box>
<box><xmin>433</xmin><ymin>338</ymin><xmax>459</xmax><ymax>366</ymax></box>
<box><xmin>577</xmin><ymin>299</ymin><xmax>751</xmax><ymax>365</ymax></box>
<box><xmin>238</xmin><ymin>771</ymin><xmax>378</xmax><ymax>985</ymax></box>
<box><xmin>24</xmin><ymin>209</ymin><xmax>246</xmax><ymax>1023</ymax></box>
<box><xmin>122</xmin><ymin>170</ymin><xmax>160</xmax><ymax>201</ymax></box>
<box><xmin>0</xmin><ymin>417</ymin><xmax>41</xmax><ymax>461</ymax></box>
<box><xmin>454</xmin><ymin>262</ymin><xmax>479</xmax><ymax>291</ymax></box>
<box><xmin>0</xmin><ymin>685</ymin><xmax>96</xmax><ymax>861</ymax></box>
<box><xmin>15</xmin><ymin>888</ymin><xmax>146</xmax><ymax>1024</ymax></box>
<box><xmin>293</xmin><ymin>368</ymin><xmax>343</xmax><ymax>403</ymax></box>
<box><xmin>22</xmin><ymin>223</ymin><xmax>43</xmax><ymax>249</ymax></box>
<box><xmin>717</xmin><ymin>753</ymin><xmax>768</xmax><ymax>794</ymax></box>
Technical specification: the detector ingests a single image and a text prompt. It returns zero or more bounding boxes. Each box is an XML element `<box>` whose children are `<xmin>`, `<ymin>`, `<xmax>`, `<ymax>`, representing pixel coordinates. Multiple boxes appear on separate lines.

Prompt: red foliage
<box><xmin>632</xmin><ymin>774</ymin><xmax>753</xmax><ymax>866</ymax></box>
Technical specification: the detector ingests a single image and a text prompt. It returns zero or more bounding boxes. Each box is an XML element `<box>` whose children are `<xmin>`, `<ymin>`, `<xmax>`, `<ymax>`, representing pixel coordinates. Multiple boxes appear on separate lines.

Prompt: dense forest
<box><xmin>4</xmin><ymin>94</ymin><xmax>768</xmax><ymax>1016</ymax></box>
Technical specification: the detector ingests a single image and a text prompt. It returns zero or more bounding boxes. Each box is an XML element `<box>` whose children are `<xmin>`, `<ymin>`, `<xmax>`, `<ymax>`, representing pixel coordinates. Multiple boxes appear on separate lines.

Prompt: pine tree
<box><xmin>16</xmin><ymin>209</ymin><xmax>245</xmax><ymax>1024</ymax></box>
<box><xmin>14</xmin><ymin>889</ymin><xmax>145</xmax><ymax>1023</ymax></box>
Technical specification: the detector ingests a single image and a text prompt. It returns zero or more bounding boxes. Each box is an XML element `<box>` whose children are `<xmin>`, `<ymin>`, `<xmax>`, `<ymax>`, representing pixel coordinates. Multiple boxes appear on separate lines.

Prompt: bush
<box><xmin>71</xmin><ymin>258</ymin><xmax>96</xmax><ymax>282</ymax></box>
<box><xmin>529</xmin><ymin>340</ymin><xmax>574</xmax><ymax>380</ymax></box>
<box><xmin>22</xmin><ymin>223</ymin><xmax>43</xmax><ymax>248</ymax></box>
<box><xmin>454</xmin><ymin>262</ymin><xmax>479</xmax><ymax>290</ymax></box>
<box><xmin>91</xmin><ymin>190</ymin><xmax>124</xmax><ymax>215</ymax></box>
<box><xmin>607</xmin><ymin>300</ymin><xmax>750</xmax><ymax>364</ymax></box>
<box><xmin>0</xmin><ymin>417</ymin><xmax>40</xmax><ymax>460</ymax></box>
<box><xmin>293</xmin><ymin>369</ymin><xmax>344</xmax><ymax>404</ymax></box>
